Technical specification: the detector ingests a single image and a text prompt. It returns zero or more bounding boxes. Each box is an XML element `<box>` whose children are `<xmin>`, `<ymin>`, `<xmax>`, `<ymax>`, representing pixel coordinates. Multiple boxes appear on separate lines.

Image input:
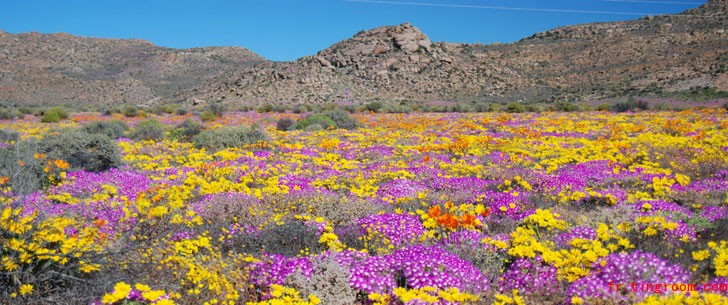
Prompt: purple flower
<box><xmin>567</xmin><ymin>251</ymin><xmax>691</xmax><ymax>303</ymax></box>
<box><xmin>555</xmin><ymin>226</ymin><xmax>597</xmax><ymax>248</ymax></box>
<box><xmin>349</xmin><ymin>245</ymin><xmax>489</xmax><ymax>294</ymax></box>
<box><xmin>357</xmin><ymin>213</ymin><xmax>424</xmax><ymax>247</ymax></box>
<box><xmin>498</xmin><ymin>256</ymin><xmax>561</xmax><ymax>295</ymax></box>
<box><xmin>249</xmin><ymin>254</ymin><xmax>313</xmax><ymax>287</ymax></box>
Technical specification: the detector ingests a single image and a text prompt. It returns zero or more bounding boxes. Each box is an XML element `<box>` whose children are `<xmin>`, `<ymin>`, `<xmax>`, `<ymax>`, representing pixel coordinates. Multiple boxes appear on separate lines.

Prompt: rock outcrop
<box><xmin>189</xmin><ymin>0</ymin><xmax>728</xmax><ymax>105</ymax></box>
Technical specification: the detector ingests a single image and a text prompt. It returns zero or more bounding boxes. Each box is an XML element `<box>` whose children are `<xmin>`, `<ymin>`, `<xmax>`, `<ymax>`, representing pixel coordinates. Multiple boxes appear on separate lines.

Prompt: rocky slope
<box><xmin>1</xmin><ymin>0</ymin><xmax>726</xmax><ymax>107</ymax></box>
<box><xmin>0</xmin><ymin>31</ymin><xmax>264</xmax><ymax>106</ymax></box>
<box><xmin>194</xmin><ymin>0</ymin><xmax>727</xmax><ymax>105</ymax></box>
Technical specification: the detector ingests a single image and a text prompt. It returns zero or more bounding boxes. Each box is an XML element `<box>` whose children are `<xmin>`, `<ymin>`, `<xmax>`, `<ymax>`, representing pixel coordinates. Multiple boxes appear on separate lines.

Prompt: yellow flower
<box><xmin>105</xmin><ymin>282</ymin><xmax>132</xmax><ymax>303</ymax></box>
<box><xmin>571</xmin><ymin>296</ymin><xmax>584</xmax><ymax>305</ymax></box>
<box><xmin>692</xmin><ymin>250</ymin><xmax>710</xmax><ymax>261</ymax></box>
<box><xmin>19</xmin><ymin>284</ymin><xmax>32</xmax><ymax>296</ymax></box>
<box><xmin>143</xmin><ymin>290</ymin><xmax>167</xmax><ymax>301</ymax></box>
<box><xmin>135</xmin><ymin>283</ymin><xmax>152</xmax><ymax>292</ymax></box>
<box><xmin>2</xmin><ymin>257</ymin><xmax>19</xmax><ymax>271</ymax></box>
<box><xmin>79</xmin><ymin>261</ymin><xmax>100</xmax><ymax>273</ymax></box>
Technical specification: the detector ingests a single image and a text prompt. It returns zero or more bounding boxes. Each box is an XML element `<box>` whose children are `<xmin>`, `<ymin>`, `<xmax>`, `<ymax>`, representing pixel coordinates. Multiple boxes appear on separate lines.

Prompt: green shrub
<box><xmin>193</xmin><ymin>125</ymin><xmax>267</xmax><ymax>151</ymax></box>
<box><xmin>382</xmin><ymin>104</ymin><xmax>414</xmax><ymax>113</ymax></box>
<box><xmin>308</xmin><ymin>195</ymin><xmax>385</xmax><ymax>227</ymax></box>
<box><xmin>0</xmin><ymin>141</ymin><xmax>45</xmax><ymax>194</ymax></box>
<box><xmin>343</xmin><ymin>105</ymin><xmax>358</xmax><ymax>113</ymax></box>
<box><xmin>40</xmin><ymin>111</ymin><xmax>61</xmax><ymax>123</ymax></box>
<box><xmin>276</xmin><ymin>117</ymin><xmax>296</xmax><ymax>131</ymax></box>
<box><xmin>320</xmin><ymin>103</ymin><xmax>341</xmax><ymax>112</ymax></box>
<box><xmin>292</xmin><ymin>105</ymin><xmax>305</xmax><ymax>114</ymax></box>
<box><xmin>209</xmin><ymin>102</ymin><xmax>226</xmax><ymax>117</ymax></box>
<box><xmin>303</xmin><ymin>124</ymin><xmax>324</xmax><ymax>131</ymax></box>
<box><xmin>38</xmin><ymin>129</ymin><xmax>122</xmax><ymax>173</ymax></box>
<box><xmin>176</xmin><ymin>107</ymin><xmax>188</xmax><ymax>115</ymax></box>
<box><xmin>40</xmin><ymin>106</ymin><xmax>69</xmax><ymax>123</ymax></box>
<box><xmin>149</xmin><ymin>105</ymin><xmax>175</xmax><ymax>115</ymax></box>
<box><xmin>363</xmin><ymin>102</ymin><xmax>383</xmax><ymax>113</ymax></box>
<box><xmin>292</xmin><ymin>104</ymin><xmax>311</xmax><ymax>114</ymax></box>
<box><xmin>596</xmin><ymin>104</ymin><xmax>610</xmax><ymax>111</ymax></box>
<box><xmin>81</xmin><ymin>120</ymin><xmax>129</xmax><ymax>139</ymax></box>
<box><xmin>322</xmin><ymin>109</ymin><xmax>359</xmax><ymax>130</ymax></box>
<box><xmin>200</xmin><ymin>111</ymin><xmax>216</xmax><ymax>122</ymax></box>
<box><xmin>296</xmin><ymin>114</ymin><xmax>336</xmax><ymax>130</ymax></box>
<box><xmin>170</xmin><ymin>118</ymin><xmax>204</xmax><ymax>141</ymax></box>
<box><xmin>505</xmin><ymin>102</ymin><xmax>526</xmax><ymax>113</ymax></box>
<box><xmin>611</xmin><ymin>98</ymin><xmax>649</xmax><ymax>112</ymax></box>
<box><xmin>229</xmin><ymin>220</ymin><xmax>324</xmax><ymax>256</ymax></box>
<box><xmin>18</xmin><ymin>107</ymin><xmax>35</xmax><ymax>115</ymax></box>
<box><xmin>0</xmin><ymin>129</ymin><xmax>19</xmax><ymax>143</ymax></box>
<box><xmin>272</xmin><ymin>105</ymin><xmax>288</xmax><ymax>113</ymax></box>
<box><xmin>130</xmin><ymin>119</ymin><xmax>166</xmax><ymax>141</ymax></box>
<box><xmin>47</xmin><ymin>106</ymin><xmax>69</xmax><ymax>119</ymax></box>
<box><xmin>554</xmin><ymin>101</ymin><xmax>579</xmax><ymax>112</ymax></box>
<box><xmin>475</xmin><ymin>103</ymin><xmax>500</xmax><ymax>112</ymax></box>
<box><xmin>257</xmin><ymin>104</ymin><xmax>273</xmax><ymax>113</ymax></box>
<box><xmin>100</xmin><ymin>106</ymin><xmax>122</xmax><ymax>116</ymax></box>
<box><xmin>0</xmin><ymin>108</ymin><xmax>20</xmax><ymax>120</ymax></box>
<box><xmin>123</xmin><ymin>105</ymin><xmax>139</xmax><ymax>117</ymax></box>
<box><xmin>525</xmin><ymin>104</ymin><xmax>543</xmax><ymax>113</ymax></box>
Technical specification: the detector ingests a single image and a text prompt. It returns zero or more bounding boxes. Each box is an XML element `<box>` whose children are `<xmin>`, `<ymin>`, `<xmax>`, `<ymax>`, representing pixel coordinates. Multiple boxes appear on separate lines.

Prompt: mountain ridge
<box><xmin>0</xmin><ymin>30</ymin><xmax>265</xmax><ymax>106</ymax></box>
<box><xmin>1</xmin><ymin>0</ymin><xmax>726</xmax><ymax>107</ymax></box>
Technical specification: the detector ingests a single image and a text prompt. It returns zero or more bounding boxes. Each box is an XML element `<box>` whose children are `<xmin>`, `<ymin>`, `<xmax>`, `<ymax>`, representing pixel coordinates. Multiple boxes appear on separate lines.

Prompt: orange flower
<box><xmin>460</xmin><ymin>214</ymin><xmax>476</xmax><ymax>227</ymax></box>
<box><xmin>54</xmin><ymin>159</ymin><xmax>70</xmax><ymax>170</ymax></box>
<box><xmin>94</xmin><ymin>218</ymin><xmax>107</xmax><ymax>227</ymax></box>
<box><xmin>423</xmin><ymin>155</ymin><xmax>431</xmax><ymax>162</ymax></box>
<box><xmin>481</xmin><ymin>207</ymin><xmax>491</xmax><ymax>217</ymax></box>
<box><xmin>0</xmin><ymin>176</ymin><xmax>9</xmax><ymax>185</ymax></box>
<box><xmin>437</xmin><ymin>214</ymin><xmax>459</xmax><ymax>229</ymax></box>
<box><xmin>428</xmin><ymin>206</ymin><xmax>441</xmax><ymax>218</ymax></box>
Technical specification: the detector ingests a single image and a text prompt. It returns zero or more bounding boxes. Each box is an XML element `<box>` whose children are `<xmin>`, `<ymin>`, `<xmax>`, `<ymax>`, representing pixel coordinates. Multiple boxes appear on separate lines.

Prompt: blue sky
<box><xmin>0</xmin><ymin>0</ymin><xmax>706</xmax><ymax>61</ymax></box>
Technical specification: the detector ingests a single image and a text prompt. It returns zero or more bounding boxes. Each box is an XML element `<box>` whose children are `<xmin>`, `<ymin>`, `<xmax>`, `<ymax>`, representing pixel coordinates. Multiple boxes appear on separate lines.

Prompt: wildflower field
<box><xmin>2</xmin><ymin>108</ymin><xmax>728</xmax><ymax>305</ymax></box>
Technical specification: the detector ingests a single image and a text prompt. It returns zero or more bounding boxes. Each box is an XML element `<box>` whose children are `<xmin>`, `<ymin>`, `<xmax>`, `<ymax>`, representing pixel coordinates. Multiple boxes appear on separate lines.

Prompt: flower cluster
<box><xmin>498</xmin><ymin>256</ymin><xmax>561</xmax><ymax>295</ymax></box>
<box><xmin>2</xmin><ymin>109</ymin><xmax>728</xmax><ymax>303</ymax></box>
<box><xmin>567</xmin><ymin>251</ymin><xmax>691</xmax><ymax>302</ymax></box>
<box><xmin>349</xmin><ymin>245</ymin><xmax>488</xmax><ymax>294</ymax></box>
<box><xmin>96</xmin><ymin>282</ymin><xmax>175</xmax><ymax>305</ymax></box>
<box><xmin>357</xmin><ymin>213</ymin><xmax>425</xmax><ymax>249</ymax></box>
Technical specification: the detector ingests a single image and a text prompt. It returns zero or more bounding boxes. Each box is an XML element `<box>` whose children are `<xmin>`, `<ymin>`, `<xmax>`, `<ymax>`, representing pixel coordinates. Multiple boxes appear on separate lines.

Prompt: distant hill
<box><xmin>0</xmin><ymin>31</ymin><xmax>264</xmax><ymax>106</ymax></box>
<box><xmin>1</xmin><ymin>0</ymin><xmax>726</xmax><ymax>107</ymax></box>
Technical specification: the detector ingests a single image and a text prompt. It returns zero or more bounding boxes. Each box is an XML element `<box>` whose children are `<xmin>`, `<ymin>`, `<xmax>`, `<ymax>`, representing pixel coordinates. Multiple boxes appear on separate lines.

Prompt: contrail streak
<box><xmin>344</xmin><ymin>0</ymin><xmax>660</xmax><ymax>15</ymax></box>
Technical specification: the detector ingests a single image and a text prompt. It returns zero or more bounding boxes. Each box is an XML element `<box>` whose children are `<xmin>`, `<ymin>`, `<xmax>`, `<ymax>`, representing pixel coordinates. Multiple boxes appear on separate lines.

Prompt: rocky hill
<box><xmin>194</xmin><ymin>0</ymin><xmax>727</xmax><ymax>105</ymax></box>
<box><xmin>0</xmin><ymin>31</ymin><xmax>264</xmax><ymax>106</ymax></box>
<box><xmin>1</xmin><ymin>0</ymin><xmax>726</xmax><ymax>107</ymax></box>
